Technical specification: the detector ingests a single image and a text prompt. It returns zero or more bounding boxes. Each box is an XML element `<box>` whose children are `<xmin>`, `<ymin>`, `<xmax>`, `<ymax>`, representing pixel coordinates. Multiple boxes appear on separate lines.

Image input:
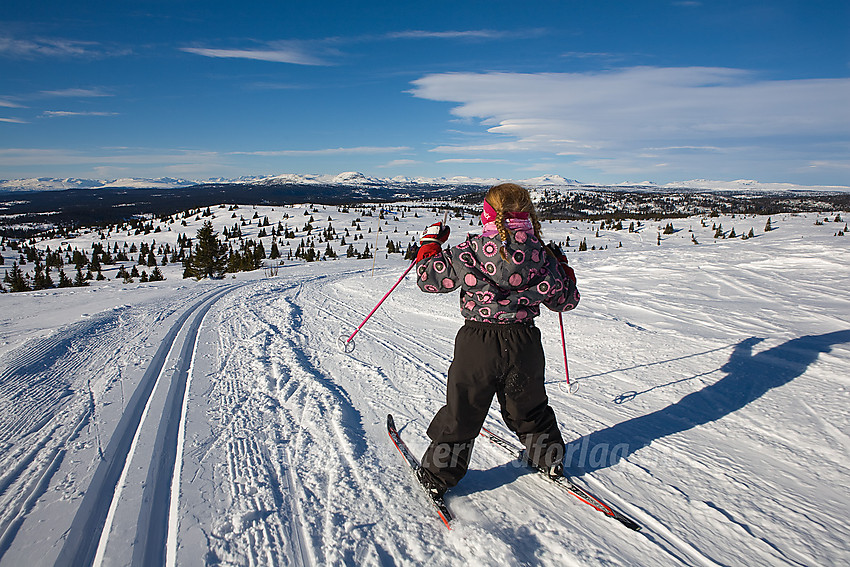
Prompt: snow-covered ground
<box><xmin>0</xmin><ymin>204</ymin><xmax>848</xmax><ymax>566</ymax></box>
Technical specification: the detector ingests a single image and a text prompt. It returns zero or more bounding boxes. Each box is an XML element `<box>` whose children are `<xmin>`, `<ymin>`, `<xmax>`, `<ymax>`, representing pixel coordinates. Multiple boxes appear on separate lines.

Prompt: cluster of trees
<box><xmin>0</xmin><ymin>236</ymin><xmax>169</xmax><ymax>292</ymax></box>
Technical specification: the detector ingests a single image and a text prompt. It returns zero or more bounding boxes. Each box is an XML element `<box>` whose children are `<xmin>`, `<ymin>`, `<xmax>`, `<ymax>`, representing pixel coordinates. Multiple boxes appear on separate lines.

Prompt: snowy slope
<box><xmin>0</xmin><ymin>206</ymin><xmax>848</xmax><ymax>566</ymax></box>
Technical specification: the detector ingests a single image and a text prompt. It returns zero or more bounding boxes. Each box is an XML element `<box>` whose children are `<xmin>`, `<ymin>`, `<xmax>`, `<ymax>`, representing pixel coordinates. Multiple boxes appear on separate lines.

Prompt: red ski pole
<box><xmin>340</xmin><ymin>260</ymin><xmax>417</xmax><ymax>352</ymax></box>
<box><xmin>559</xmin><ymin>312</ymin><xmax>579</xmax><ymax>394</ymax></box>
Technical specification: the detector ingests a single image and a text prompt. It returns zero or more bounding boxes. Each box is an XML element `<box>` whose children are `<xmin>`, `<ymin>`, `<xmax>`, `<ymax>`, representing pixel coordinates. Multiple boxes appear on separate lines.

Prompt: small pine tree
<box><xmin>764</xmin><ymin>217</ymin><xmax>773</xmax><ymax>232</ymax></box>
<box><xmin>5</xmin><ymin>262</ymin><xmax>30</xmax><ymax>292</ymax></box>
<box><xmin>32</xmin><ymin>260</ymin><xmax>53</xmax><ymax>290</ymax></box>
<box><xmin>57</xmin><ymin>269</ymin><xmax>73</xmax><ymax>288</ymax></box>
<box><xmin>186</xmin><ymin>220</ymin><xmax>228</xmax><ymax>279</ymax></box>
<box><xmin>74</xmin><ymin>266</ymin><xmax>89</xmax><ymax>287</ymax></box>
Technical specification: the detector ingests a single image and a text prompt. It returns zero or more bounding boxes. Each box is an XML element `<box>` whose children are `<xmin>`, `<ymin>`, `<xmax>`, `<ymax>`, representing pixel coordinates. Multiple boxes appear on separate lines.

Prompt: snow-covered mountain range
<box><xmin>2</xmin><ymin>173</ymin><xmax>847</xmax><ymax>193</ymax></box>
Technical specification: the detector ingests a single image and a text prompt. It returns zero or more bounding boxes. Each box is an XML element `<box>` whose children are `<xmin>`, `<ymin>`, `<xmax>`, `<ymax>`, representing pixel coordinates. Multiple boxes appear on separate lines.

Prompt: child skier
<box><xmin>414</xmin><ymin>182</ymin><xmax>580</xmax><ymax>497</ymax></box>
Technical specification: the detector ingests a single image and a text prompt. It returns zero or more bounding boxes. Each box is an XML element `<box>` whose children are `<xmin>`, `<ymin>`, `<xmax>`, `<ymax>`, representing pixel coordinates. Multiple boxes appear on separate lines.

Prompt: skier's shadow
<box><xmin>564</xmin><ymin>330</ymin><xmax>850</xmax><ymax>475</ymax></box>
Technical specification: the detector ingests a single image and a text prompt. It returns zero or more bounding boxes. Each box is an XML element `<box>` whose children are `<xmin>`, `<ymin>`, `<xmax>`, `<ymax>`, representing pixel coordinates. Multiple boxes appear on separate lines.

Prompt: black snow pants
<box><xmin>420</xmin><ymin>320</ymin><xmax>565</xmax><ymax>491</ymax></box>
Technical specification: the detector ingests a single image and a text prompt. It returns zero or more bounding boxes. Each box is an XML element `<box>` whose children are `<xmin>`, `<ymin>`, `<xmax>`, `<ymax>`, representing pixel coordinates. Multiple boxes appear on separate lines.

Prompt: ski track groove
<box><xmin>0</xmin><ymin>288</ymin><xmax>215</xmax><ymax>565</ymax></box>
<box><xmin>50</xmin><ymin>285</ymin><xmax>236</xmax><ymax>567</ymax></box>
<box><xmin>215</xmin><ymin>277</ymin><xmax>419</xmax><ymax>565</ymax></box>
<box><xmin>133</xmin><ymin>284</ymin><xmax>239</xmax><ymax>567</ymax></box>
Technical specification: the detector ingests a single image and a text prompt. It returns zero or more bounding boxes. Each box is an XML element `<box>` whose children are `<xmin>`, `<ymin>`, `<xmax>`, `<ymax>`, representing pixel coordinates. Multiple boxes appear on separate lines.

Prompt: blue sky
<box><xmin>1</xmin><ymin>1</ymin><xmax>848</xmax><ymax>185</ymax></box>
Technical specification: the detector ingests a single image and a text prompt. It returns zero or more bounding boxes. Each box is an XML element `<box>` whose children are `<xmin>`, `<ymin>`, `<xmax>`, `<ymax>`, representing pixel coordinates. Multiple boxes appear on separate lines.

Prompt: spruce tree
<box><xmin>74</xmin><ymin>266</ymin><xmax>89</xmax><ymax>287</ymax></box>
<box><xmin>32</xmin><ymin>259</ymin><xmax>52</xmax><ymax>290</ymax></box>
<box><xmin>187</xmin><ymin>220</ymin><xmax>228</xmax><ymax>278</ymax></box>
<box><xmin>5</xmin><ymin>262</ymin><xmax>31</xmax><ymax>292</ymax></box>
<box><xmin>57</xmin><ymin>269</ymin><xmax>73</xmax><ymax>288</ymax></box>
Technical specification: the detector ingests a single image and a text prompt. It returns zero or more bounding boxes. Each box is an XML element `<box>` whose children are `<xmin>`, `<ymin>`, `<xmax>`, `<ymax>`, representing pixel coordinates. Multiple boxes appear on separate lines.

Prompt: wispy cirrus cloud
<box><xmin>181</xmin><ymin>40</ymin><xmax>332</xmax><ymax>66</ymax></box>
<box><xmin>437</xmin><ymin>158</ymin><xmax>511</xmax><ymax>164</ymax></box>
<box><xmin>0</xmin><ymin>36</ymin><xmax>125</xmax><ymax>58</ymax></box>
<box><xmin>181</xmin><ymin>28</ymin><xmax>540</xmax><ymax>67</ymax></box>
<box><xmin>40</xmin><ymin>111</ymin><xmax>119</xmax><ymax>118</ymax></box>
<box><xmin>0</xmin><ymin>117</ymin><xmax>28</xmax><ymax>123</ymax></box>
<box><xmin>0</xmin><ymin>147</ymin><xmax>220</xmax><ymax>168</ymax></box>
<box><xmin>40</xmin><ymin>88</ymin><xmax>113</xmax><ymax>98</ymax></box>
<box><xmin>411</xmin><ymin>67</ymin><xmax>850</xmax><ymax>181</ymax></box>
<box><xmin>386</xmin><ymin>29</ymin><xmax>544</xmax><ymax>41</ymax></box>
<box><xmin>0</xmin><ymin>98</ymin><xmax>25</xmax><ymax>108</ymax></box>
<box><xmin>378</xmin><ymin>159</ymin><xmax>421</xmax><ymax>168</ymax></box>
<box><xmin>232</xmin><ymin>146</ymin><xmax>410</xmax><ymax>156</ymax></box>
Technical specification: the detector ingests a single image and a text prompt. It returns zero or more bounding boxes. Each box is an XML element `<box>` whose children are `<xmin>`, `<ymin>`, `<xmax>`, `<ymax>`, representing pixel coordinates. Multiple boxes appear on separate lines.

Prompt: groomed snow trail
<box><xmin>0</xmin><ymin>209</ymin><xmax>848</xmax><ymax>566</ymax></box>
<box><xmin>52</xmin><ymin>284</ymin><xmax>240</xmax><ymax>567</ymax></box>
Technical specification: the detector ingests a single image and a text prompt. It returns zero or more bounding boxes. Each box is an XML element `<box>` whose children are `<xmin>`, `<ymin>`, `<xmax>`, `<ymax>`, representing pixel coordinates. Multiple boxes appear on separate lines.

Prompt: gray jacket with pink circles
<box><xmin>416</xmin><ymin>231</ymin><xmax>580</xmax><ymax>324</ymax></box>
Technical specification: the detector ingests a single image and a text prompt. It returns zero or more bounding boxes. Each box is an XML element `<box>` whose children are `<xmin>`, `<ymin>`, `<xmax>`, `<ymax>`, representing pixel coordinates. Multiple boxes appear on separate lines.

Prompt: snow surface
<box><xmin>0</xmin><ymin>204</ymin><xmax>848</xmax><ymax>566</ymax></box>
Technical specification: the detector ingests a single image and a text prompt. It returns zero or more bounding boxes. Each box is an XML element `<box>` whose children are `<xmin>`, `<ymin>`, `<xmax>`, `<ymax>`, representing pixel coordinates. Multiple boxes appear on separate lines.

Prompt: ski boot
<box><xmin>416</xmin><ymin>467</ymin><xmax>448</xmax><ymax>499</ymax></box>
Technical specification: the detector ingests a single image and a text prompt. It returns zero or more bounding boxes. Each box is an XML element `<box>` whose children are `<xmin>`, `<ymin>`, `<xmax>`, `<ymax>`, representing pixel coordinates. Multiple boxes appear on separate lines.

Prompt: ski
<box><xmin>387</xmin><ymin>414</ymin><xmax>453</xmax><ymax>530</ymax></box>
<box><xmin>480</xmin><ymin>426</ymin><xmax>641</xmax><ymax>531</ymax></box>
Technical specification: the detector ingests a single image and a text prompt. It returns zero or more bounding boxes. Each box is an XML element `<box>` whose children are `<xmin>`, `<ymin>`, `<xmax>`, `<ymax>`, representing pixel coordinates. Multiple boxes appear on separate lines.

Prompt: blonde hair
<box><xmin>485</xmin><ymin>183</ymin><xmax>546</xmax><ymax>260</ymax></box>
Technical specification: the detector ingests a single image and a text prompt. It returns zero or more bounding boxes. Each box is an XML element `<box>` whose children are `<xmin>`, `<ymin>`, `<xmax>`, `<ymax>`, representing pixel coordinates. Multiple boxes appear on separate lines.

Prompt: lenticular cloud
<box><xmin>409</xmin><ymin>67</ymin><xmax>850</xmax><ymax>177</ymax></box>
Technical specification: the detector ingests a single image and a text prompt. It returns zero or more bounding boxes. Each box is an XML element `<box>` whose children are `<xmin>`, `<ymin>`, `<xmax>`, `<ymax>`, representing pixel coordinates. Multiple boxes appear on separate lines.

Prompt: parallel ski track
<box><xmin>53</xmin><ymin>284</ymin><xmax>237</xmax><ymax>567</ymax></box>
<box><xmin>190</xmin><ymin>274</ymin><xmax>410</xmax><ymax>565</ymax></box>
<box><xmin>130</xmin><ymin>284</ymin><xmax>239</xmax><ymax>567</ymax></box>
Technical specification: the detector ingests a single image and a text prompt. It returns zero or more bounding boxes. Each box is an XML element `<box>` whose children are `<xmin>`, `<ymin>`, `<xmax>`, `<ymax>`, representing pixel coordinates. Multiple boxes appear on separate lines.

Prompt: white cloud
<box><xmin>0</xmin><ymin>147</ymin><xmax>219</xmax><ymax>167</ymax></box>
<box><xmin>386</xmin><ymin>29</ymin><xmax>540</xmax><ymax>41</ymax></box>
<box><xmin>232</xmin><ymin>146</ymin><xmax>411</xmax><ymax>156</ymax></box>
<box><xmin>437</xmin><ymin>158</ymin><xmax>511</xmax><ymax>164</ymax></box>
<box><xmin>181</xmin><ymin>43</ymin><xmax>330</xmax><ymax>66</ymax></box>
<box><xmin>378</xmin><ymin>159</ymin><xmax>421</xmax><ymax>168</ymax></box>
<box><xmin>40</xmin><ymin>88</ymin><xmax>112</xmax><ymax>98</ymax></box>
<box><xmin>410</xmin><ymin>67</ymin><xmax>850</xmax><ymax>181</ymax></box>
<box><xmin>807</xmin><ymin>160</ymin><xmax>850</xmax><ymax>170</ymax></box>
<box><xmin>0</xmin><ymin>36</ymin><xmax>113</xmax><ymax>58</ymax></box>
<box><xmin>0</xmin><ymin>117</ymin><xmax>28</xmax><ymax>123</ymax></box>
<box><xmin>40</xmin><ymin>111</ymin><xmax>118</xmax><ymax>118</ymax></box>
<box><xmin>0</xmin><ymin>99</ymin><xmax>25</xmax><ymax>108</ymax></box>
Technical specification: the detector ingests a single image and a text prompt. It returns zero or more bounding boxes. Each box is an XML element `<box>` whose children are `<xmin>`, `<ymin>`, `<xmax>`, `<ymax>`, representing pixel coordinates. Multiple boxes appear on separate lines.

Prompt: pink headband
<box><xmin>481</xmin><ymin>199</ymin><xmax>531</xmax><ymax>224</ymax></box>
<box><xmin>481</xmin><ymin>199</ymin><xmax>497</xmax><ymax>223</ymax></box>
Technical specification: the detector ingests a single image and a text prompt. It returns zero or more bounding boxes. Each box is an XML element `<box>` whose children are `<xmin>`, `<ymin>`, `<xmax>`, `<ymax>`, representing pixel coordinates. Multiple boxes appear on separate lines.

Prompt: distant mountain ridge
<box><xmin>0</xmin><ymin>172</ymin><xmax>847</xmax><ymax>194</ymax></box>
